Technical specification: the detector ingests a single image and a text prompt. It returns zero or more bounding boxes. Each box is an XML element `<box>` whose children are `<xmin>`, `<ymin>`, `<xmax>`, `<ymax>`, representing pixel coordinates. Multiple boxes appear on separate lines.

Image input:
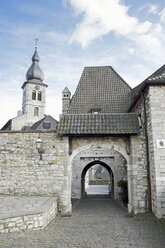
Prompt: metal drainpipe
<box><xmin>141</xmin><ymin>91</ymin><xmax>152</xmax><ymax>212</ymax></box>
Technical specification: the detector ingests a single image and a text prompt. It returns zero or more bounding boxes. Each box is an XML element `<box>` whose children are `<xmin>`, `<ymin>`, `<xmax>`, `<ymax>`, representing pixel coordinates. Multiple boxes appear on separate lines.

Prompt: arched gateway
<box><xmin>70</xmin><ymin>146</ymin><xmax>128</xmax><ymax>202</ymax></box>
<box><xmin>81</xmin><ymin>160</ymin><xmax>114</xmax><ymax>198</ymax></box>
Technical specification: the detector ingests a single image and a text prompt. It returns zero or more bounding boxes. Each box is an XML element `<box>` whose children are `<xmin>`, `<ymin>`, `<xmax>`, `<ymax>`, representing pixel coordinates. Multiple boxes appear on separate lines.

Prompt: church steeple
<box><xmin>21</xmin><ymin>45</ymin><xmax>48</xmax><ymax>118</ymax></box>
<box><xmin>26</xmin><ymin>46</ymin><xmax>44</xmax><ymax>83</ymax></box>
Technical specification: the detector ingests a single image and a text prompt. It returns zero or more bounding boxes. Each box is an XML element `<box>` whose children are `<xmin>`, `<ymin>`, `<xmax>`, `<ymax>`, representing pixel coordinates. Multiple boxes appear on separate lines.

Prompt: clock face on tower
<box><xmin>35</xmin><ymin>86</ymin><xmax>40</xmax><ymax>90</ymax></box>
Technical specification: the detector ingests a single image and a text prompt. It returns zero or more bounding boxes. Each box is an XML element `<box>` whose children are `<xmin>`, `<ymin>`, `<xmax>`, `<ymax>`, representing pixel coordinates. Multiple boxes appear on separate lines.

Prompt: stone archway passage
<box><xmin>71</xmin><ymin>146</ymin><xmax>128</xmax><ymax>203</ymax></box>
<box><xmin>81</xmin><ymin>160</ymin><xmax>114</xmax><ymax>199</ymax></box>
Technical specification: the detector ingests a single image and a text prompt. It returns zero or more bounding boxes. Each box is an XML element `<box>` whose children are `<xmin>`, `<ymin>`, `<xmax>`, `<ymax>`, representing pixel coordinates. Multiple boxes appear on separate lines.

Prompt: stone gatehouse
<box><xmin>0</xmin><ymin>47</ymin><xmax>165</xmax><ymax>221</ymax></box>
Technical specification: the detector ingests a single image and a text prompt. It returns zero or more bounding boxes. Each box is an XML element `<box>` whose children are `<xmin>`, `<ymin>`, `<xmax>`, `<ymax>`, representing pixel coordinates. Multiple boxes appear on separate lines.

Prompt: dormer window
<box><xmin>32</xmin><ymin>90</ymin><xmax>36</xmax><ymax>100</ymax></box>
<box><xmin>43</xmin><ymin>121</ymin><xmax>51</xmax><ymax>129</ymax></box>
<box><xmin>38</xmin><ymin>91</ymin><xmax>42</xmax><ymax>101</ymax></box>
<box><xmin>90</xmin><ymin>105</ymin><xmax>102</xmax><ymax>114</ymax></box>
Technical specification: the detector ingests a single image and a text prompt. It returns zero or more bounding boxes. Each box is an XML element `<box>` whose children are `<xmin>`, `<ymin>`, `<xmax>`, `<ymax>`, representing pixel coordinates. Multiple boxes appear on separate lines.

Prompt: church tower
<box><xmin>21</xmin><ymin>45</ymin><xmax>48</xmax><ymax>119</ymax></box>
<box><xmin>1</xmin><ymin>45</ymin><xmax>48</xmax><ymax>130</ymax></box>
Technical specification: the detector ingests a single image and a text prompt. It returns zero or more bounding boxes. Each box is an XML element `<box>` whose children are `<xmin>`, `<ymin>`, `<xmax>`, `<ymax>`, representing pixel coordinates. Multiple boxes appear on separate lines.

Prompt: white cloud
<box><xmin>62</xmin><ymin>0</ymin><xmax>68</xmax><ymax>8</ymax></box>
<box><xmin>67</xmin><ymin>0</ymin><xmax>165</xmax><ymax>71</ymax></box>
<box><xmin>136</xmin><ymin>4</ymin><xmax>157</xmax><ymax>15</ymax></box>
<box><xmin>148</xmin><ymin>4</ymin><xmax>157</xmax><ymax>15</ymax></box>
<box><xmin>159</xmin><ymin>8</ymin><xmax>165</xmax><ymax>23</ymax></box>
<box><xmin>128</xmin><ymin>48</ymin><xmax>135</xmax><ymax>54</ymax></box>
<box><xmin>129</xmin><ymin>22</ymin><xmax>163</xmax><ymax>64</ymax></box>
<box><xmin>69</xmin><ymin>0</ymin><xmax>152</xmax><ymax>48</ymax></box>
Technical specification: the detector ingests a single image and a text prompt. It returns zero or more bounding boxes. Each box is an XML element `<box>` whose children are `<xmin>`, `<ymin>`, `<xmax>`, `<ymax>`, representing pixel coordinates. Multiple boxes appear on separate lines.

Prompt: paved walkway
<box><xmin>0</xmin><ymin>195</ymin><xmax>165</xmax><ymax>248</ymax></box>
<box><xmin>86</xmin><ymin>185</ymin><xmax>109</xmax><ymax>195</ymax></box>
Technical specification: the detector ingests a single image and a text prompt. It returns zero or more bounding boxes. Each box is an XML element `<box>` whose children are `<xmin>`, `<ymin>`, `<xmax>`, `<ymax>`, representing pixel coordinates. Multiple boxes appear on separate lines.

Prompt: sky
<box><xmin>0</xmin><ymin>0</ymin><xmax>165</xmax><ymax>128</ymax></box>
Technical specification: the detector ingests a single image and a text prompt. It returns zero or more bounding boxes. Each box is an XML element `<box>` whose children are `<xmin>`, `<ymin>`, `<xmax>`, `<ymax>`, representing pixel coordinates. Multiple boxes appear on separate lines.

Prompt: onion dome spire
<box><xmin>26</xmin><ymin>43</ymin><xmax>44</xmax><ymax>83</ymax></box>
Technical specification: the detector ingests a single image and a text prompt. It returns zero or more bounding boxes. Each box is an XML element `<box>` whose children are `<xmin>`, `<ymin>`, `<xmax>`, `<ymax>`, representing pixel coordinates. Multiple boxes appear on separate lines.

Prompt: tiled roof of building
<box><xmin>128</xmin><ymin>64</ymin><xmax>165</xmax><ymax>111</ymax></box>
<box><xmin>147</xmin><ymin>64</ymin><xmax>165</xmax><ymax>82</ymax></box>
<box><xmin>69</xmin><ymin>66</ymin><xmax>131</xmax><ymax>114</ymax></box>
<box><xmin>57</xmin><ymin>113</ymin><xmax>139</xmax><ymax>135</ymax></box>
<box><xmin>129</xmin><ymin>82</ymin><xmax>143</xmax><ymax>107</ymax></box>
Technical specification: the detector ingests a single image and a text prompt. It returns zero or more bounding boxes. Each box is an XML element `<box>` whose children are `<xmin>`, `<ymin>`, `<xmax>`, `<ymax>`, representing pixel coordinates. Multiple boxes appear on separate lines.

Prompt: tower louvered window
<box><xmin>32</xmin><ymin>90</ymin><xmax>36</xmax><ymax>100</ymax></box>
<box><xmin>38</xmin><ymin>91</ymin><xmax>42</xmax><ymax>101</ymax></box>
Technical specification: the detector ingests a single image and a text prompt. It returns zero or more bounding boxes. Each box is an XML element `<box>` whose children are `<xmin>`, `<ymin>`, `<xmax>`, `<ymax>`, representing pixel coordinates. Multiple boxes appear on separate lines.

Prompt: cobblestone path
<box><xmin>0</xmin><ymin>195</ymin><xmax>165</xmax><ymax>248</ymax></box>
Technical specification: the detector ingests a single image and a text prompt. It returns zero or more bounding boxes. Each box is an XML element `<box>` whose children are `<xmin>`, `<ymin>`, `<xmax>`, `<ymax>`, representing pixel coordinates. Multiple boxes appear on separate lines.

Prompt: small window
<box><xmin>32</xmin><ymin>90</ymin><xmax>36</xmax><ymax>100</ymax></box>
<box><xmin>43</xmin><ymin>121</ymin><xmax>51</xmax><ymax>129</ymax></box>
<box><xmin>38</xmin><ymin>91</ymin><xmax>42</xmax><ymax>101</ymax></box>
<box><xmin>34</xmin><ymin>107</ymin><xmax>39</xmax><ymax>116</ymax></box>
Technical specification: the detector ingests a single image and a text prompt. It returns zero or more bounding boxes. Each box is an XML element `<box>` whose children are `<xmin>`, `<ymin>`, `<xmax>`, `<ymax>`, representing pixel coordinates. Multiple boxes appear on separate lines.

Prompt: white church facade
<box><xmin>0</xmin><ymin>47</ymin><xmax>165</xmax><ymax>223</ymax></box>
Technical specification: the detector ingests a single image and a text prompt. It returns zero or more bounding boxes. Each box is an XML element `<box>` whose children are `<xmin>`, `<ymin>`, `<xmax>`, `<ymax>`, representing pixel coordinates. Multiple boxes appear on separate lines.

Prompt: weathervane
<box><xmin>35</xmin><ymin>38</ymin><xmax>39</xmax><ymax>49</ymax></box>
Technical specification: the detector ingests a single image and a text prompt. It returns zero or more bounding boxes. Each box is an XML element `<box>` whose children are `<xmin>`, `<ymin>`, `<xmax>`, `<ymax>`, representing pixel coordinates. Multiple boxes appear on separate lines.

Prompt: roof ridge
<box><xmin>62</xmin><ymin>113</ymin><xmax>137</xmax><ymax>116</ymax></box>
<box><xmin>147</xmin><ymin>64</ymin><xmax>165</xmax><ymax>81</ymax></box>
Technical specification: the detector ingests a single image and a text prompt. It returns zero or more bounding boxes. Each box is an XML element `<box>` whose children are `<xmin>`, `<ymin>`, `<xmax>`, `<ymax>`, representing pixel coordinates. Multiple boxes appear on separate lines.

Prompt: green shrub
<box><xmin>118</xmin><ymin>180</ymin><xmax>127</xmax><ymax>187</ymax></box>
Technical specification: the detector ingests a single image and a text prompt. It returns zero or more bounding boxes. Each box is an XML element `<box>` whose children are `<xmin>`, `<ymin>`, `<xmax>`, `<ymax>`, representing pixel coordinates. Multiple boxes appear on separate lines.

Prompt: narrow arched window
<box><xmin>32</xmin><ymin>90</ymin><xmax>36</xmax><ymax>100</ymax></box>
<box><xmin>34</xmin><ymin>107</ymin><xmax>39</xmax><ymax>116</ymax></box>
<box><xmin>38</xmin><ymin>91</ymin><xmax>42</xmax><ymax>101</ymax></box>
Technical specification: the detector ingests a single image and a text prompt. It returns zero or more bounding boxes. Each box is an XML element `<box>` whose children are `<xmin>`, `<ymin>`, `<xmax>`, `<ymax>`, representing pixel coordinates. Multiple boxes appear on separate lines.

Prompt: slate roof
<box><xmin>147</xmin><ymin>64</ymin><xmax>165</xmax><ymax>83</ymax></box>
<box><xmin>1</xmin><ymin>119</ymin><xmax>12</xmax><ymax>130</ymax></box>
<box><xmin>30</xmin><ymin>115</ymin><xmax>58</xmax><ymax>131</ymax></box>
<box><xmin>57</xmin><ymin>113</ymin><xmax>140</xmax><ymax>135</ymax></box>
<box><xmin>69</xmin><ymin>66</ymin><xmax>131</xmax><ymax>114</ymax></box>
<box><xmin>128</xmin><ymin>64</ymin><xmax>165</xmax><ymax>111</ymax></box>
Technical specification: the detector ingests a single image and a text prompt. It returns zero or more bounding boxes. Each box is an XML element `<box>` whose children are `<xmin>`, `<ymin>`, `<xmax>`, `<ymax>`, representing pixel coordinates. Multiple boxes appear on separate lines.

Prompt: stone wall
<box><xmin>0</xmin><ymin>196</ymin><xmax>57</xmax><ymax>234</ymax></box>
<box><xmin>69</xmin><ymin>135</ymin><xmax>147</xmax><ymax>214</ymax></box>
<box><xmin>1</xmin><ymin>120</ymin><xmax>162</xmax><ymax>218</ymax></box>
<box><xmin>131</xmin><ymin>86</ymin><xmax>165</xmax><ymax>219</ymax></box>
<box><xmin>131</xmin><ymin>98</ymin><xmax>148</xmax><ymax>214</ymax></box>
<box><xmin>71</xmin><ymin>145</ymin><xmax>127</xmax><ymax>200</ymax></box>
<box><xmin>71</xmin><ymin>136</ymin><xmax>128</xmax><ymax>155</ymax></box>
<box><xmin>0</xmin><ymin>131</ymin><xmax>71</xmax><ymax>215</ymax></box>
<box><xmin>145</xmin><ymin>86</ymin><xmax>165</xmax><ymax>218</ymax></box>
<box><xmin>72</xmin><ymin>134</ymin><xmax>148</xmax><ymax>214</ymax></box>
